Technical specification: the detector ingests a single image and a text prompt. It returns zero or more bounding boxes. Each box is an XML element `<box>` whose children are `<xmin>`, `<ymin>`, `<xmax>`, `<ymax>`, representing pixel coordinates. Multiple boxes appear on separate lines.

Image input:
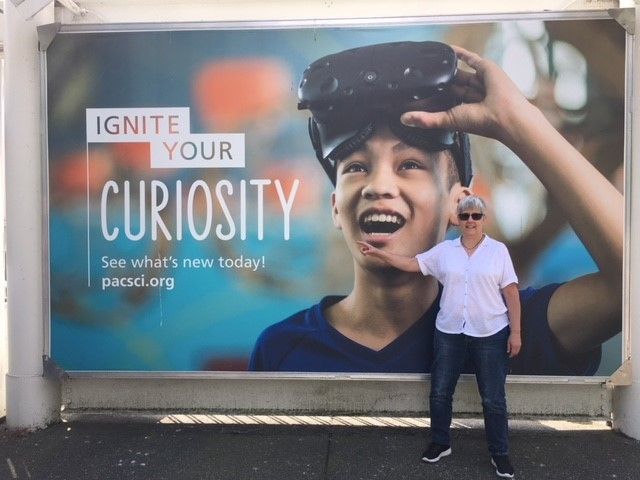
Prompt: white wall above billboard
<box><xmin>51</xmin><ymin>0</ymin><xmax>622</xmax><ymax>25</ymax></box>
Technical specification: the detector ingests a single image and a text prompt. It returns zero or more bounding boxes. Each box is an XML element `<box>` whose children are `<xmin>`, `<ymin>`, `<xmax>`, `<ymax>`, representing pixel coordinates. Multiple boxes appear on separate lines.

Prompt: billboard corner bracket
<box><xmin>605</xmin><ymin>358</ymin><xmax>632</xmax><ymax>389</ymax></box>
<box><xmin>37</xmin><ymin>22</ymin><xmax>61</xmax><ymax>52</ymax></box>
<box><xmin>608</xmin><ymin>8</ymin><xmax>635</xmax><ymax>35</ymax></box>
<box><xmin>43</xmin><ymin>355</ymin><xmax>69</xmax><ymax>380</ymax></box>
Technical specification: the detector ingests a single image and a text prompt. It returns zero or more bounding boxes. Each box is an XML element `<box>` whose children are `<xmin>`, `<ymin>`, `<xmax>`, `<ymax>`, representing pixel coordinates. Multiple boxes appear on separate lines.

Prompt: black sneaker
<box><xmin>421</xmin><ymin>442</ymin><xmax>451</xmax><ymax>463</ymax></box>
<box><xmin>491</xmin><ymin>455</ymin><xmax>515</xmax><ymax>478</ymax></box>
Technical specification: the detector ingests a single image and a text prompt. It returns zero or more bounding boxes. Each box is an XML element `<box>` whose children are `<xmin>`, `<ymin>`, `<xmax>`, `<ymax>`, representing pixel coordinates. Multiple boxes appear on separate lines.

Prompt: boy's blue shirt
<box><xmin>249</xmin><ymin>283</ymin><xmax>601</xmax><ymax>376</ymax></box>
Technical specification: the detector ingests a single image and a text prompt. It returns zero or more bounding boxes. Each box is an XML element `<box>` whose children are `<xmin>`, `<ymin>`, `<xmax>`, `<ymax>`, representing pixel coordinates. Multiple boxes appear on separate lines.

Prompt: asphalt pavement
<box><xmin>0</xmin><ymin>414</ymin><xmax>638</xmax><ymax>479</ymax></box>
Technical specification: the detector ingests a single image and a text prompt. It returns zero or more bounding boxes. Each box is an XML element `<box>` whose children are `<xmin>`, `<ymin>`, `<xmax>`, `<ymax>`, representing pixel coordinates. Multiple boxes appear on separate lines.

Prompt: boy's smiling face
<box><xmin>331</xmin><ymin>125</ymin><xmax>457</xmax><ymax>268</ymax></box>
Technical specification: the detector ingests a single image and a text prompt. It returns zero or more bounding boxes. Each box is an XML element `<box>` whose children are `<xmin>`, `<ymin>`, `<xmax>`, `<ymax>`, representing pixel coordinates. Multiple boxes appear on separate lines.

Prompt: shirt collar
<box><xmin>455</xmin><ymin>234</ymin><xmax>490</xmax><ymax>247</ymax></box>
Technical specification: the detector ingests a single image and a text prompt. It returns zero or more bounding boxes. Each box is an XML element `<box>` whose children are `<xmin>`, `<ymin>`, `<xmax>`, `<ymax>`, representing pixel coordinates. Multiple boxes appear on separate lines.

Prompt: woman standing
<box><xmin>357</xmin><ymin>195</ymin><xmax>521</xmax><ymax>479</ymax></box>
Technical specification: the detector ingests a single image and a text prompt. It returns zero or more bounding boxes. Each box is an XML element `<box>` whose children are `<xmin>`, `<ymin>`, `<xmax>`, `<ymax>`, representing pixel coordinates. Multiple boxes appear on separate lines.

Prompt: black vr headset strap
<box><xmin>454</xmin><ymin>132</ymin><xmax>473</xmax><ymax>187</ymax></box>
<box><xmin>309</xmin><ymin>118</ymin><xmax>337</xmax><ymax>185</ymax></box>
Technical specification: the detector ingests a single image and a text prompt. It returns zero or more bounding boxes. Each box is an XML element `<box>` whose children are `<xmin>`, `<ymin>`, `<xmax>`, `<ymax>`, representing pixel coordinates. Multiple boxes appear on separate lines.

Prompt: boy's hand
<box><xmin>400</xmin><ymin>46</ymin><xmax>533</xmax><ymax>146</ymax></box>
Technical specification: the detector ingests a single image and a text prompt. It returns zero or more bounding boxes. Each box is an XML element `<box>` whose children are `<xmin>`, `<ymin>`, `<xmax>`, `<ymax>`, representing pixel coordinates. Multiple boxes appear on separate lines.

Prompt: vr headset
<box><xmin>297</xmin><ymin>41</ymin><xmax>472</xmax><ymax>186</ymax></box>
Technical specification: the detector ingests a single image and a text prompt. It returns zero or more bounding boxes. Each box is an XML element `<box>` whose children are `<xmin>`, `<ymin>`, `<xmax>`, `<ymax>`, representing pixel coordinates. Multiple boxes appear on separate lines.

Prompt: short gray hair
<box><xmin>457</xmin><ymin>195</ymin><xmax>486</xmax><ymax>214</ymax></box>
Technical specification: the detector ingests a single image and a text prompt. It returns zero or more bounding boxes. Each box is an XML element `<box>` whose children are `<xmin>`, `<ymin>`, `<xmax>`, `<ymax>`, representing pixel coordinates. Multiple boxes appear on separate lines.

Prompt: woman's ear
<box><xmin>447</xmin><ymin>183</ymin><xmax>473</xmax><ymax>227</ymax></box>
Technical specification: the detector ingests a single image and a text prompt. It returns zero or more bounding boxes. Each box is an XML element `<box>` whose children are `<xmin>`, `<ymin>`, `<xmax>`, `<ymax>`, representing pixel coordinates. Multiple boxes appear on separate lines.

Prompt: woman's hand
<box><xmin>508</xmin><ymin>331</ymin><xmax>522</xmax><ymax>358</ymax></box>
<box><xmin>356</xmin><ymin>241</ymin><xmax>421</xmax><ymax>273</ymax></box>
<box><xmin>357</xmin><ymin>240</ymin><xmax>381</xmax><ymax>257</ymax></box>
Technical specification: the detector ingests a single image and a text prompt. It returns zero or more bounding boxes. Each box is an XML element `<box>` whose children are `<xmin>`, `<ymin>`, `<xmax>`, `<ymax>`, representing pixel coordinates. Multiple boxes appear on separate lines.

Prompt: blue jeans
<box><xmin>429</xmin><ymin>326</ymin><xmax>510</xmax><ymax>456</ymax></box>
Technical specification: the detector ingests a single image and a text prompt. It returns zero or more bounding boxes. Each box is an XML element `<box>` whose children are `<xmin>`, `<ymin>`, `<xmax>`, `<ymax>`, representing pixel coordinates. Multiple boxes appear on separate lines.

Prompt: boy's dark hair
<box><xmin>297</xmin><ymin>40</ymin><xmax>472</xmax><ymax>187</ymax></box>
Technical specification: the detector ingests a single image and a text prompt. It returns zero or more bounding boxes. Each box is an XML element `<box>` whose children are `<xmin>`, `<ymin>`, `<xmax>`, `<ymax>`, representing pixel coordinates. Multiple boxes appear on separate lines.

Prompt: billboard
<box><xmin>45</xmin><ymin>17</ymin><xmax>625</xmax><ymax>376</ymax></box>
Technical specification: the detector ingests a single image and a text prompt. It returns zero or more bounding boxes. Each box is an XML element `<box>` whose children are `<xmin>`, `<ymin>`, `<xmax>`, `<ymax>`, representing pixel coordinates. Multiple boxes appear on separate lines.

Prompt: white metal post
<box><xmin>0</xmin><ymin>32</ymin><xmax>6</xmax><ymax>420</ymax></box>
<box><xmin>4</xmin><ymin>0</ymin><xmax>60</xmax><ymax>429</ymax></box>
<box><xmin>612</xmin><ymin>6</ymin><xmax>640</xmax><ymax>440</ymax></box>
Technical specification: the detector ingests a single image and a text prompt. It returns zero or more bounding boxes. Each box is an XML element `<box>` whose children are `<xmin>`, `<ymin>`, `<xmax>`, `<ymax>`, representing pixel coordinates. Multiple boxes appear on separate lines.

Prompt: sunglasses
<box><xmin>458</xmin><ymin>212</ymin><xmax>484</xmax><ymax>221</ymax></box>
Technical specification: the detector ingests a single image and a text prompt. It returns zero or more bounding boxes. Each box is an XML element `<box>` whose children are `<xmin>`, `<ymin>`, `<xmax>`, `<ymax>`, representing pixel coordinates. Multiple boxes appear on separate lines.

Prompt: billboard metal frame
<box><xmin>40</xmin><ymin>8</ymin><xmax>633</xmax><ymax>386</ymax></box>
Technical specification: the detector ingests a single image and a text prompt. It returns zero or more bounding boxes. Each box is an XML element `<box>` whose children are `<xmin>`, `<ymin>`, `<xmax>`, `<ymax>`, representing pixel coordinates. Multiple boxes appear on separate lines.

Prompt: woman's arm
<box><xmin>356</xmin><ymin>241</ymin><xmax>421</xmax><ymax>273</ymax></box>
<box><xmin>502</xmin><ymin>282</ymin><xmax>522</xmax><ymax>358</ymax></box>
<box><xmin>401</xmin><ymin>46</ymin><xmax>622</xmax><ymax>355</ymax></box>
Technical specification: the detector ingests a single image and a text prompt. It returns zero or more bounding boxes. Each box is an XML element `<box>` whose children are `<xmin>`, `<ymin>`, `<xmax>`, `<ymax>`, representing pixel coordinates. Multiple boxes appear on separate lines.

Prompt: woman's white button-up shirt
<box><xmin>415</xmin><ymin>235</ymin><xmax>518</xmax><ymax>337</ymax></box>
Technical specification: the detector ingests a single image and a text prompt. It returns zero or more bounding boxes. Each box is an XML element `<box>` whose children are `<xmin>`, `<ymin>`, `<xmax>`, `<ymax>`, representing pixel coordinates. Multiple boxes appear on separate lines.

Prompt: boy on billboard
<box><xmin>248</xmin><ymin>41</ymin><xmax>622</xmax><ymax>376</ymax></box>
